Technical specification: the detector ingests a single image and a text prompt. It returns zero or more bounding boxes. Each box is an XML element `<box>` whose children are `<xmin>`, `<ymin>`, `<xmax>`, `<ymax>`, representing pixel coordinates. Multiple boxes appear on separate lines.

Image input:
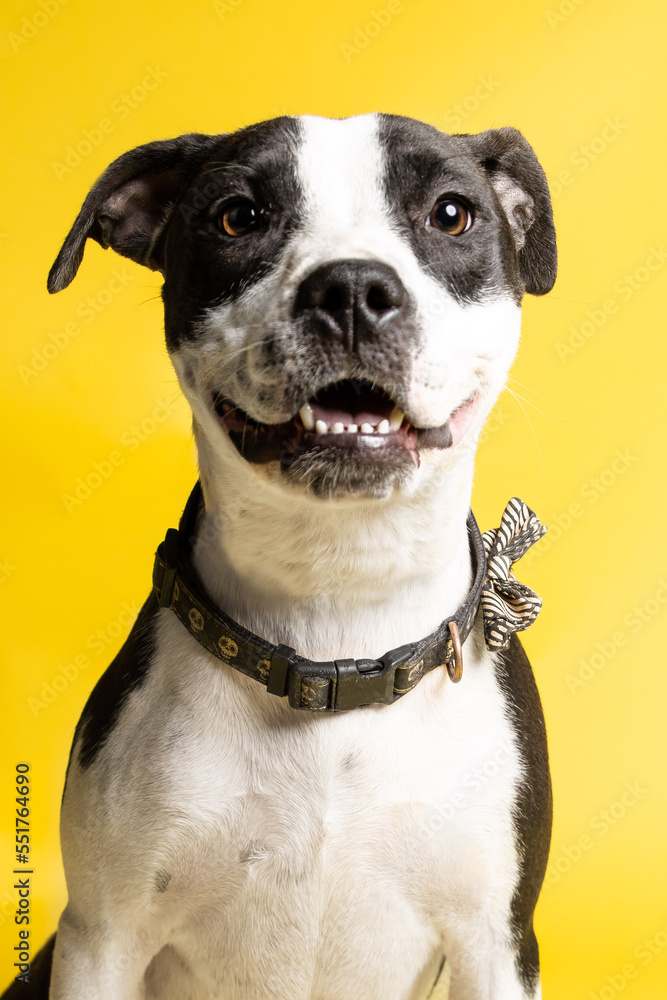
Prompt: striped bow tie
<box><xmin>480</xmin><ymin>497</ymin><xmax>547</xmax><ymax>652</ymax></box>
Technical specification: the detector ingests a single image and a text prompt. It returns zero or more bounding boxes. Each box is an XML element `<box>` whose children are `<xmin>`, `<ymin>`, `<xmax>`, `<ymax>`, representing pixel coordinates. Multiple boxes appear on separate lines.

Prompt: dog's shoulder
<box><xmin>495</xmin><ymin>633</ymin><xmax>551</xmax><ymax>803</ymax></box>
<box><xmin>66</xmin><ymin>592</ymin><xmax>159</xmax><ymax>777</ymax></box>
<box><xmin>494</xmin><ymin>633</ymin><xmax>552</xmax><ymax>985</ymax></box>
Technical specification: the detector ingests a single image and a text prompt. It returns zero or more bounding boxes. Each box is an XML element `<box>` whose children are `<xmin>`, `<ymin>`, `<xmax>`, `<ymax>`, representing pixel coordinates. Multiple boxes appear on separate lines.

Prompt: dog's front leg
<box><xmin>443</xmin><ymin>920</ymin><xmax>541</xmax><ymax>1000</ymax></box>
<box><xmin>48</xmin><ymin>907</ymin><xmax>160</xmax><ymax>1000</ymax></box>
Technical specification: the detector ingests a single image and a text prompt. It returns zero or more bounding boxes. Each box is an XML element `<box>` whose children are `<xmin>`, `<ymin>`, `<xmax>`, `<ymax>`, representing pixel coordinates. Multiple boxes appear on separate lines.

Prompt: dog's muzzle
<box><xmin>210</xmin><ymin>258</ymin><xmax>476</xmax><ymax>485</ymax></box>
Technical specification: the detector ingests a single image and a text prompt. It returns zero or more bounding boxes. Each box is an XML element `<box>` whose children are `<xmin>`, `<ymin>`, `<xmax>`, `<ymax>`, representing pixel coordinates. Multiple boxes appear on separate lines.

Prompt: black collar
<box><xmin>153</xmin><ymin>483</ymin><xmax>487</xmax><ymax>712</ymax></box>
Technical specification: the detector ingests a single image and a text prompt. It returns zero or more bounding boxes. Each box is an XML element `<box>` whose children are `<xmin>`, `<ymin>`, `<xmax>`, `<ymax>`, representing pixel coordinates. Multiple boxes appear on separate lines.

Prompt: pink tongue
<box><xmin>310</xmin><ymin>384</ymin><xmax>394</xmax><ymax>427</ymax></box>
<box><xmin>449</xmin><ymin>397</ymin><xmax>477</xmax><ymax>446</ymax></box>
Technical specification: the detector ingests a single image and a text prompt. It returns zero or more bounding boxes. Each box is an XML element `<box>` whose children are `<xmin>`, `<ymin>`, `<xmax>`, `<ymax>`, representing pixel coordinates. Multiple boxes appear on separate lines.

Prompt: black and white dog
<box><xmin>16</xmin><ymin>113</ymin><xmax>556</xmax><ymax>1000</ymax></box>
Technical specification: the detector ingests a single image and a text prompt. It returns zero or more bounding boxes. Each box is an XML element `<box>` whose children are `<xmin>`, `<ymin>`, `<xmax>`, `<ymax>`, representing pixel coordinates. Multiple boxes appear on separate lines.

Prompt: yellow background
<box><xmin>1</xmin><ymin>0</ymin><xmax>666</xmax><ymax>996</ymax></box>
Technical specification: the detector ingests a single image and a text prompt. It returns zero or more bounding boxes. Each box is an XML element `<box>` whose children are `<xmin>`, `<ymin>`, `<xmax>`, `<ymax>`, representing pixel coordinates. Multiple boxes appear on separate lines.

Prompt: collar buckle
<box><xmin>331</xmin><ymin>645</ymin><xmax>413</xmax><ymax>712</ymax></box>
<box><xmin>332</xmin><ymin>658</ymin><xmax>392</xmax><ymax>712</ymax></box>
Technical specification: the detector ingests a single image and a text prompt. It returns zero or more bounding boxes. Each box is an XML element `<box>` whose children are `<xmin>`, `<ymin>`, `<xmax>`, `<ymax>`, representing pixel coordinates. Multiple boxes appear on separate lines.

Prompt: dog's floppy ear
<box><xmin>47</xmin><ymin>133</ymin><xmax>220</xmax><ymax>294</ymax></box>
<box><xmin>455</xmin><ymin>127</ymin><xmax>557</xmax><ymax>295</ymax></box>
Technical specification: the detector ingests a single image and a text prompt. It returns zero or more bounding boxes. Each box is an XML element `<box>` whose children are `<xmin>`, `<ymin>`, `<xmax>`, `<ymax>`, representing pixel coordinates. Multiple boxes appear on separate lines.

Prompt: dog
<box><xmin>10</xmin><ymin>113</ymin><xmax>556</xmax><ymax>1000</ymax></box>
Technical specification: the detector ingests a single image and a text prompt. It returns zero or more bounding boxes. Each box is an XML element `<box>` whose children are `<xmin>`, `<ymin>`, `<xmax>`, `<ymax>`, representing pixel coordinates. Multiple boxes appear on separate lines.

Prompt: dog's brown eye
<box><xmin>219</xmin><ymin>200</ymin><xmax>260</xmax><ymax>236</ymax></box>
<box><xmin>430</xmin><ymin>198</ymin><xmax>472</xmax><ymax>236</ymax></box>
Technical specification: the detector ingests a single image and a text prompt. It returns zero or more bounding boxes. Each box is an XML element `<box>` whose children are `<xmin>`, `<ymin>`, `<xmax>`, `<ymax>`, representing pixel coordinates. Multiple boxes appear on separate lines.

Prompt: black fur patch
<box><xmin>281</xmin><ymin>440</ymin><xmax>413</xmax><ymax>498</ymax></box>
<box><xmin>377</xmin><ymin>114</ymin><xmax>524</xmax><ymax>305</ymax></box>
<box><xmin>162</xmin><ymin>116</ymin><xmax>304</xmax><ymax>349</ymax></box>
<box><xmin>47</xmin><ymin>117</ymin><xmax>305</xmax><ymax>352</ymax></box>
<box><xmin>70</xmin><ymin>593</ymin><xmax>158</xmax><ymax>772</ymax></box>
<box><xmin>154</xmin><ymin>870</ymin><xmax>172</xmax><ymax>893</ymax></box>
<box><xmin>494</xmin><ymin>634</ymin><xmax>552</xmax><ymax>992</ymax></box>
<box><xmin>47</xmin><ymin>133</ymin><xmax>222</xmax><ymax>294</ymax></box>
<box><xmin>456</xmin><ymin>127</ymin><xmax>557</xmax><ymax>295</ymax></box>
<box><xmin>377</xmin><ymin>115</ymin><xmax>557</xmax><ymax>305</ymax></box>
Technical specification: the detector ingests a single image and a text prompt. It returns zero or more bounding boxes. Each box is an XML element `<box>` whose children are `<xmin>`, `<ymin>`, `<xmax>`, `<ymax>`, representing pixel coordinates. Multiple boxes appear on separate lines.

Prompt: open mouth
<box><xmin>214</xmin><ymin>379</ymin><xmax>477</xmax><ymax>466</ymax></box>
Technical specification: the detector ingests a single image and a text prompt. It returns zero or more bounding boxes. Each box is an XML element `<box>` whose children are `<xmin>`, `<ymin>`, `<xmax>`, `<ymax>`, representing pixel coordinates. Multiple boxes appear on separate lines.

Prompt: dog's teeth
<box><xmin>332</xmin><ymin>422</ymin><xmax>344</xmax><ymax>434</ymax></box>
<box><xmin>360</xmin><ymin>423</ymin><xmax>374</xmax><ymax>434</ymax></box>
<box><xmin>347</xmin><ymin>423</ymin><xmax>358</xmax><ymax>433</ymax></box>
<box><xmin>315</xmin><ymin>419</ymin><xmax>328</xmax><ymax>434</ymax></box>
<box><xmin>389</xmin><ymin>405</ymin><xmax>404</xmax><ymax>431</ymax></box>
<box><xmin>299</xmin><ymin>403</ymin><xmax>315</xmax><ymax>431</ymax></box>
<box><xmin>378</xmin><ymin>419</ymin><xmax>390</xmax><ymax>434</ymax></box>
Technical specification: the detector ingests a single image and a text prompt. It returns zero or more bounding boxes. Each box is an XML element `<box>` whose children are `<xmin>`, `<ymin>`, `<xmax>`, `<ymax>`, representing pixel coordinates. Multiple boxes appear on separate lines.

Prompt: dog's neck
<box><xmin>191</xmin><ymin>442</ymin><xmax>477</xmax><ymax>663</ymax></box>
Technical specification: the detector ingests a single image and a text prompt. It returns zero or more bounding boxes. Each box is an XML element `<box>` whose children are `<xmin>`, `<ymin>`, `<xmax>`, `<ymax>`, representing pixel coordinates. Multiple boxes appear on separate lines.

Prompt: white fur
<box><xmin>51</xmin><ymin>114</ymin><xmax>540</xmax><ymax>1000</ymax></box>
<box><xmin>54</xmin><ymin>620</ymin><xmax>525</xmax><ymax>1000</ymax></box>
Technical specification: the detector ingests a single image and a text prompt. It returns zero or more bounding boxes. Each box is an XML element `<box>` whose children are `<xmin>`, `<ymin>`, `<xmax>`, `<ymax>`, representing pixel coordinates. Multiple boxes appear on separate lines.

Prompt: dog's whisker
<box><xmin>503</xmin><ymin>386</ymin><xmax>545</xmax><ymax>415</ymax></box>
<box><xmin>505</xmin><ymin>387</ymin><xmax>543</xmax><ymax>467</ymax></box>
<box><xmin>163</xmin><ymin>389</ymin><xmax>184</xmax><ymax>405</ymax></box>
<box><xmin>213</xmin><ymin>336</ymin><xmax>282</xmax><ymax>368</ymax></box>
<box><xmin>506</xmin><ymin>376</ymin><xmax>542</xmax><ymax>398</ymax></box>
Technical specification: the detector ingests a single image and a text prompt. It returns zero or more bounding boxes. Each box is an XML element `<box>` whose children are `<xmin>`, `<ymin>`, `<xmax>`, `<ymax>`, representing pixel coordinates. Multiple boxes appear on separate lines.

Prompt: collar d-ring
<box><xmin>446</xmin><ymin>621</ymin><xmax>463</xmax><ymax>683</ymax></box>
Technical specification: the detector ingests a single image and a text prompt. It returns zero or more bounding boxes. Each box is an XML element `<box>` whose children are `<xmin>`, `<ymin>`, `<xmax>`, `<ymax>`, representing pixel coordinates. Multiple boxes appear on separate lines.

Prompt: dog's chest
<box><xmin>73</xmin><ymin>613</ymin><xmax>523</xmax><ymax>1000</ymax></box>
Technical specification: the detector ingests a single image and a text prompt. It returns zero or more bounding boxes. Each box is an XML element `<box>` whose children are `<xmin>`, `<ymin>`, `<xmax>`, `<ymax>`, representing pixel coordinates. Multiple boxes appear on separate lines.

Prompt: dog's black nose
<box><xmin>294</xmin><ymin>259</ymin><xmax>408</xmax><ymax>351</ymax></box>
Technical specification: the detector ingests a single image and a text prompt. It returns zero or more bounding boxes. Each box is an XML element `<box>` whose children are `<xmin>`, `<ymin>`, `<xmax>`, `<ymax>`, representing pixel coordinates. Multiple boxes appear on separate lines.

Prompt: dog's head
<box><xmin>49</xmin><ymin>114</ymin><xmax>556</xmax><ymax>501</ymax></box>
